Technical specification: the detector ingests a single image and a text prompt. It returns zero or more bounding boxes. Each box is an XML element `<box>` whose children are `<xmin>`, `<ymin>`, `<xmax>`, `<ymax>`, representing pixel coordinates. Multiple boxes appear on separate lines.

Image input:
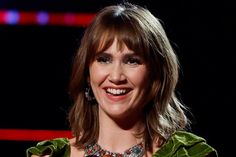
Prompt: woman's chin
<box><xmin>106</xmin><ymin>108</ymin><xmax>130</xmax><ymax>119</ymax></box>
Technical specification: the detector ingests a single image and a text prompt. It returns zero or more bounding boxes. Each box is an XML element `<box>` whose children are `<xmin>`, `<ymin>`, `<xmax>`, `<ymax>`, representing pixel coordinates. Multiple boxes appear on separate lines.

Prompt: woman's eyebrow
<box><xmin>95</xmin><ymin>51</ymin><xmax>139</xmax><ymax>57</ymax></box>
<box><xmin>95</xmin><ymin>52</ymin><xmax>112</xmax><ymax>57</ymax></box>
<box><xmin>123</xmin><ymin>52</ymin><xmax>139</xmax><ymax>57</ymax></box>
<box><xmin>122</xmin><ymin>52</ymin><xmax>144</xmax><ymax>59</ymax></box>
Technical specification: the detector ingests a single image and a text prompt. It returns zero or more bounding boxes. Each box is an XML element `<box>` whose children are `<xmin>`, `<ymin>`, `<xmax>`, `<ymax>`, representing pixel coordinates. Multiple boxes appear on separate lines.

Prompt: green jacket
<box><xmin>26</xmin><ymin>131</ymin><xmax>218</xmax><ymax>157</ymax></box>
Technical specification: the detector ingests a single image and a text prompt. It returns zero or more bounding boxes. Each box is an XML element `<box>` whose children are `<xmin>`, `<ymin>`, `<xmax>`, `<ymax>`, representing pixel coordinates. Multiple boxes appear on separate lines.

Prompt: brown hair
<box><xmin>68</xmin><ymin>2</ymin><xmax>190</xmax><ymax>149</ymax></box>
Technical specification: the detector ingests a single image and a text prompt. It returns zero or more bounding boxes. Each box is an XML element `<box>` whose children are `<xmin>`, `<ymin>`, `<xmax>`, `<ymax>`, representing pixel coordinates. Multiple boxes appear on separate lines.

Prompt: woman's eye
<box><xmin>126</xmin><ymin>57</ymin><xmax>142</xmax><ymax>65</ymax></box>
<box><xmin>96</xmin><ymin>56</ymin><xmax>111</xmax><ymax>64</ymax></box>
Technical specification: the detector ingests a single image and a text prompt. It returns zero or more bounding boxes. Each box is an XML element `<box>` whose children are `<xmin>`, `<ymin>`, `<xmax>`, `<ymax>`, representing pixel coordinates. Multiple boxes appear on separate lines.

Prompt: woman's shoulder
<box><xmin>26</xmin><ymin>137</ymin><xmax>70</xmax><ymax>157</ymax></box>
<box><xmin>153</xmin><ymin>131</ymin><xmax>218</xmax><ymax>157</ymax></box>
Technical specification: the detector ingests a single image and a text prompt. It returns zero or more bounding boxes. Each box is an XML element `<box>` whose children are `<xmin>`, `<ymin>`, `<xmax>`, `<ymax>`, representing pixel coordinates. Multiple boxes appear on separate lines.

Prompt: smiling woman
<box><xmin>26</xmin><ymin>2</ymin><xmax>218</xmax><ymax>157</ymax></box>
<box><xmin>89</xmin><ymin>38</ymin><xmax>148</xmax><ymax>120</ymax></box>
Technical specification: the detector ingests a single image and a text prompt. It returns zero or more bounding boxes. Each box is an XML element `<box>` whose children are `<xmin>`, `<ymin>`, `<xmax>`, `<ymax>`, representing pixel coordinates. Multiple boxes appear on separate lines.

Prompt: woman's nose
<box><xmin>108</xmin><ymin>63</ymin><xmax>126</xmax><ymax>84</ymax></box>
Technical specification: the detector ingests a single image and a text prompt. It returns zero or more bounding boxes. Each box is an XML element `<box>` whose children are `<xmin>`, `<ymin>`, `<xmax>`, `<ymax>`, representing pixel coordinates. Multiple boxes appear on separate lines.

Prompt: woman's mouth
<box><xmin>105</xmin><ymin>88</ymin><xmax>131</xmax><ymax>96</ymax></box>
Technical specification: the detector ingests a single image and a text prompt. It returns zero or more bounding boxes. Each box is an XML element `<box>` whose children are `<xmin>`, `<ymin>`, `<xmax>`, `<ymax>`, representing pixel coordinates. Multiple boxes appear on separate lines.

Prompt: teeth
<box><xmin>107</xmin><ymin>88</ymin><xmax>127</xmax><ymax>95</ymax></box>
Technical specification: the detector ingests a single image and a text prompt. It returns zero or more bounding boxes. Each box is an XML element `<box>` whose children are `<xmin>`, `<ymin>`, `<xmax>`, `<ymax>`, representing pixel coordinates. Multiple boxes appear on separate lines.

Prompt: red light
<box><xmin>0</xmin><ymin>10</ymin><xmax>95</xmax><ymax>27</ymax></box>
<box><xmin>0</xmin><ymin>129</ymin><xmax>72</xmax><ymax>141</ymax></box>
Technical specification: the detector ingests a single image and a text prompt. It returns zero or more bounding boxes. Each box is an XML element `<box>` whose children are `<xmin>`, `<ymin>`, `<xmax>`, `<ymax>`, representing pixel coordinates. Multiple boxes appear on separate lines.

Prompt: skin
<box><xmin>88</xmin><ymin>38</ymin><xmax>149</xmax><ymax>152</ymax></box>
<box><xmin>89</xmin><ymin>38</ymin><xmax>148</xmax><ymax>120</ymax></box>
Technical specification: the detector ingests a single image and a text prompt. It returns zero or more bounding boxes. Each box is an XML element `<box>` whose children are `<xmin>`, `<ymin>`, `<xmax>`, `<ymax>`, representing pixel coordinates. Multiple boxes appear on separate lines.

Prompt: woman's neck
<box><xmin>98</xmin><ymin>111</ymin><xmax>145</xmax><ymax>153</ymax></box>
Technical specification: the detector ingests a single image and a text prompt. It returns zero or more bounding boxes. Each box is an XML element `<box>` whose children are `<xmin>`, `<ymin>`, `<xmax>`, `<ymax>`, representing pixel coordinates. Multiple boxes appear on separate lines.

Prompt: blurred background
<box><xmin>0</xmin><ymin>0</ymin><xmax>235</xmax><ymax>156</ymax></box>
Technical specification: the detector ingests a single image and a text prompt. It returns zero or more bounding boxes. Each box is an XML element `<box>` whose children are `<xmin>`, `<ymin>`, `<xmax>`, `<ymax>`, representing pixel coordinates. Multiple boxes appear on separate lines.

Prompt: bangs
<box><xmin>88</xmin><ymin>13</ymin><xmax>150</xmax><ymax>62</ymax></box>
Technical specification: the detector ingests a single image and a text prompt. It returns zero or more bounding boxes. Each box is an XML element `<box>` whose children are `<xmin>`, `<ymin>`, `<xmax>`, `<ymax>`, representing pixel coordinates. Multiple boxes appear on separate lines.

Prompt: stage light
<box><xmin>0</xmin><ymin>10</ymin><xmax>95</xmax><ymax>27</ymax></box>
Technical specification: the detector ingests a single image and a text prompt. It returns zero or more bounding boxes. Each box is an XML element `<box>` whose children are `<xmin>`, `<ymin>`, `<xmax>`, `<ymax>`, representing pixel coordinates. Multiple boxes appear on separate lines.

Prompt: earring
<box><xmin>85</xmin><ymin>86</ymin><xmax>95</xmax><ymax>101</ymax></box>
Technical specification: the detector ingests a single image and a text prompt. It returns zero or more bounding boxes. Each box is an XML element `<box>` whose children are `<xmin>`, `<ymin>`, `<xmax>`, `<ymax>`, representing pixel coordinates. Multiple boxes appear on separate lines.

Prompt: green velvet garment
<box><xmin>26</xmin><ymin>131</ymin><xmax>218</xmax><ymax>157</ymax></box>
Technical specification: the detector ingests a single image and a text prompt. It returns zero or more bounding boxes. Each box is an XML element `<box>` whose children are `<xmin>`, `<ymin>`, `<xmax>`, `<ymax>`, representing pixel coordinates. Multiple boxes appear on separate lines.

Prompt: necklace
<box><xmin>84</xmin><ymin>141</ymin><xmax>145</xmax><ymax>157</ymax></box>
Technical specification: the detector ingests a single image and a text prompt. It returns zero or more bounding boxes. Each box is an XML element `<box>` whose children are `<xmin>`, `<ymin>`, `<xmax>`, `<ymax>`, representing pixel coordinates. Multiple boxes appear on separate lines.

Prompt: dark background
<box><xmin>0</xmin><ymin>0</ymin><xmax>235</xmax><ymax>156</ymax></box>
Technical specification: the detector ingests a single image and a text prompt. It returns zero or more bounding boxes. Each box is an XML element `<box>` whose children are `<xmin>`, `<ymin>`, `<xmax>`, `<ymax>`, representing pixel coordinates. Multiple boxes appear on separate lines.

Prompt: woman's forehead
<box><xmin>92</xmin><ymin>27</ymin><xmax>148</xmax><ymax>60</ymax></box>
<box><xmin>97</xmin><ymin>35</ymin><xmax>124</xmax><ymax>52</ymax></box>
<box><xmin>100</xmin><ymin>40</ymin><xmax>138</xmax><ymax>55</ymax></box>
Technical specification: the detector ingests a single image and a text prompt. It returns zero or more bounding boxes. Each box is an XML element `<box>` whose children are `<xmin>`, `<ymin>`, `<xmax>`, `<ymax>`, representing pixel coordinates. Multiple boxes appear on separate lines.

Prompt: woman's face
<box><xmin>89</xmin><ymin>38</ymin><xmax>149</xmax><ymax>119</ymax></box>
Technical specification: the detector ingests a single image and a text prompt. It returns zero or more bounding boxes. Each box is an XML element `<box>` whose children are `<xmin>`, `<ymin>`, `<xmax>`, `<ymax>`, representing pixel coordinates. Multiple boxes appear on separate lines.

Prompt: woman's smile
<box><xmin>103</xmin><ymin>87</ymin><xmax>132</xmax><ymax>102</ymax></box>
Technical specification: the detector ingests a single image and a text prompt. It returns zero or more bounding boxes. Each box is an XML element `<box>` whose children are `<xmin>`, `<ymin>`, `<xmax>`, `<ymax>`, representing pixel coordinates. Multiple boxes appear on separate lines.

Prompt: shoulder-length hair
<box><xmin>68</xmin><ymin>2</ymin><xmax>190</xmax><ymax>149</ymax></box>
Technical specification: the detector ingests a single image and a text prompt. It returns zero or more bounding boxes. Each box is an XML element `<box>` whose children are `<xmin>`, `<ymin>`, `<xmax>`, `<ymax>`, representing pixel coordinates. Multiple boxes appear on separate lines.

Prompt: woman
<box><xmin>27</xmin><ymin>2</ymin><xmax>217</xmax><ymax>157</ymax></box>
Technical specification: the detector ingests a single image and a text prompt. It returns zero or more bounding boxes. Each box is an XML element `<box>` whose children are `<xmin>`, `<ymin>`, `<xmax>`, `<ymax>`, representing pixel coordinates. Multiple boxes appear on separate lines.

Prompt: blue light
<box><xmin>5</xmin><ymin>10</ymin><xmax>19</xmax><ymax>25</ymax></box>
<box><xmin>37</xmin><ymin>11</ymin><xmax>49</xmax><ymax>25</ymax></box>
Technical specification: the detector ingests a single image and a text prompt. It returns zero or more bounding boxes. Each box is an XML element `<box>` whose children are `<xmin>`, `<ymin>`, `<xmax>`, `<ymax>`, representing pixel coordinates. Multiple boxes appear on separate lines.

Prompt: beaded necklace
<box><xmin>84</xmin><ymin>141</ymin><xmax>145</xmax><ymax>157</ymax></box>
